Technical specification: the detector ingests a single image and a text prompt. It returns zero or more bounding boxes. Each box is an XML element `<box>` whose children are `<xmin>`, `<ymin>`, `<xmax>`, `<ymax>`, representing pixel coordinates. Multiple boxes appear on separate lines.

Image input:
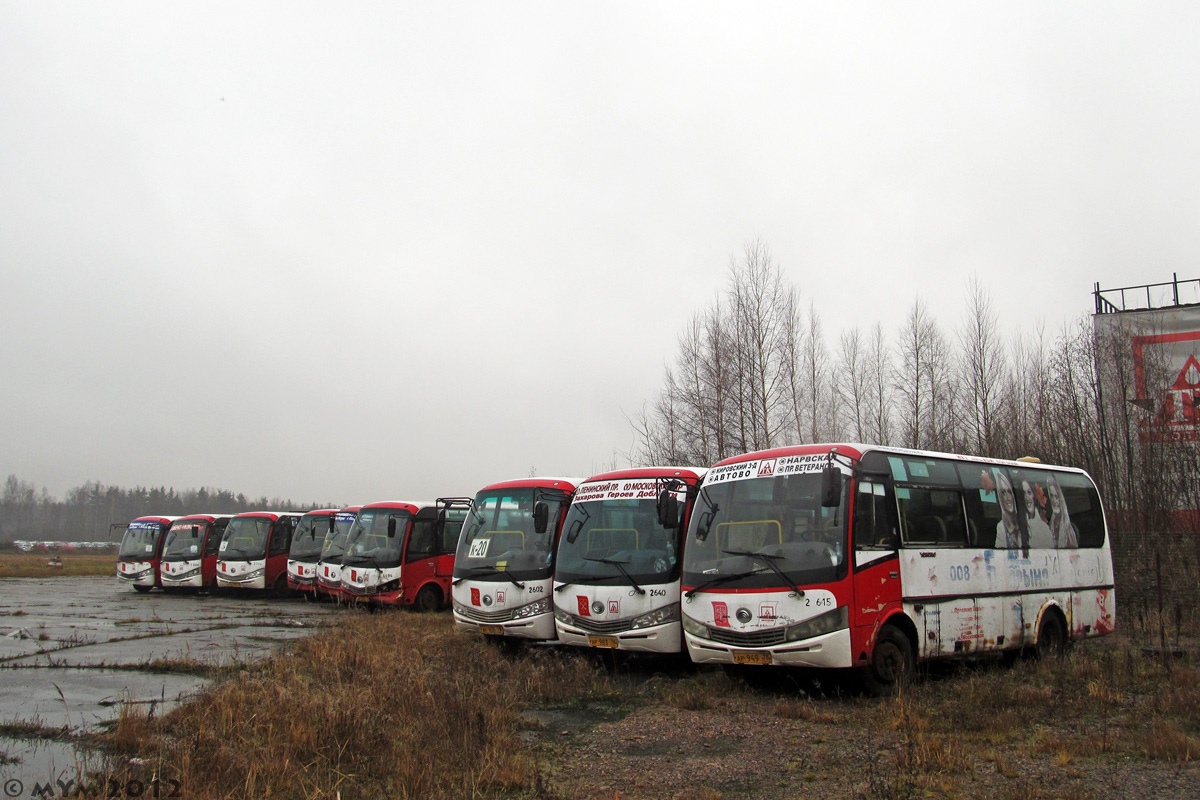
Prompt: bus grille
<box><xmin>707</xmin><ymin>626</ymin><xmax>787</xmax><ymax>648</ymax></box>
<box><xmin>564</xmin><ymin>615</ymin><xmax>633</xmax><ymax>634</ymax></box>
<box><xmin>459</xmin><ymin>606</ymin><xmax>515</xmax><ymax>623</ymax></box>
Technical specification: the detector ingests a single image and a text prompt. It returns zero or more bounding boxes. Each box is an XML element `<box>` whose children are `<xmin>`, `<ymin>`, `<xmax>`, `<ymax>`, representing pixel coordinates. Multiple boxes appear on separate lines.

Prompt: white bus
<box><xmin>680</xmin><ymin>444</ymin><xmax>1115</xmax><ymax>693</ymax></box>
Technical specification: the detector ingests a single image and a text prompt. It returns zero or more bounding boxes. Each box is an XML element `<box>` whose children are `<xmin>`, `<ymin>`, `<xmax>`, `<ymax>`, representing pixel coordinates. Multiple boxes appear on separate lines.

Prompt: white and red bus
<box><xmin>216</xmin><ymin>511</ymin><xmax>303</xmax><ymax>592</ymax></box>
<box><xmin>451</xmin><ymin>478</ymin><xmax>579</xmax><ymax>641</ymax></box>
<box><xmin>339</xmin><ymin>499</ymin><xmax>470</xmax><ymax>609</ymax></box>
<box><xmin>116</xmin><ymin>515</ymin><xmax>179</xmax><ymax>592</ymax></box>
<box><xmin>316</xmin><ymin>505</ymin><xmax>361</xmax><ymax>601</ymax></box>
<box><xmin>159</xmin><ymin>514</ymin><xmax>232</xmax><ymax>591</ymax></box>
<box><xmin>286</xmin><ymin>509</ymin><xmax>340</xmax><ymax>598</ymax></box>
<box><xmin>680</xmin><ymin>444</ymin><xmax>1115</xmax><ymax>693</ymax></box>
<box><xmin>553</xmin><ymin>468</ymin><xmax>706</xmax><ymax>655</ymax></box>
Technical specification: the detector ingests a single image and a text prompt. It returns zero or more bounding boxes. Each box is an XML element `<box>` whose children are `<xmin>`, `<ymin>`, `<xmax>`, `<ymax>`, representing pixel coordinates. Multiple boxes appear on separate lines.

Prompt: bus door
<box><xmin>266</xmin><ymin>517</ymin><xmax>297</xmax><ymax>588</ymax></box>
<box><xmin>850</xmin><ymin>476</ymin><xmax>903</xmax><ymax>653</ymax></box>
<box><xmin>401</xmin><ymin>510</ymin><xmax>443</xmax><ymax>600</ymax></box>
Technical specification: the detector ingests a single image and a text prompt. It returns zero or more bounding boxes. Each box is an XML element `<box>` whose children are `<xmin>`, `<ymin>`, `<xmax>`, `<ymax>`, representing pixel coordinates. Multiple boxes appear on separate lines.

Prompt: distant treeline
<box><xmin>0</xmin><ymin>475</ymin><xmax>332</xmax><ymax>542</ymax></box>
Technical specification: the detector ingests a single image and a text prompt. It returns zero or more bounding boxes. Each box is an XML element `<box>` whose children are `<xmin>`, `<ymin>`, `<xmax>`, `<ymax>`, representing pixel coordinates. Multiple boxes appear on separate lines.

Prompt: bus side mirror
<box><xmin>533</xmin><ymin>501</ymin><xmax>549</xmax><ymax>534</ymax></box>
<box><xmin>565</xmin><ymin>518</ymin><xmax>583</xmax><ymax>544</ymax></box>
<box><xmin>190</xmin><ymin>526</ymin><xmax>199</xmax><ymax>538</ymax></box>
<box><xmin>695</xmin><ymin>511</ymin><xmax>713</xmax><ymax>542</ymax></box>
<box><xmin>328</xmin><ymin>516</ymin><xmax>336</xmax><ymax>533</ymax></box>
<box><xmin>820</xmin><ymin>466</ymin><xmax>842</xmax><ymax>508</ymax></box>
<box><xmin>387</xmin><ymin>518</ymin><xmax>397</xmax><ymax>538</ymax></box>
<box><xmin>657</xmin><ymin>491</ymin><xmax>679</xmax><ymax>528</ymax></box>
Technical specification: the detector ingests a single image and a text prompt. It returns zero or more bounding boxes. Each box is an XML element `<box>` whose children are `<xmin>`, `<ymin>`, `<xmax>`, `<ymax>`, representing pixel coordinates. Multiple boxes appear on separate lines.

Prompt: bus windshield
<box><xmin>320</xmin><ymin>512</ymin><xmax>358</xmax><ymax>560</ymax></box>
<box><xmin>453</xmin><ymin>489</ymin><xmax>569</xmax><ymax>581</ymax></box>
<box><xmin>555</xmin><ymin>493</ymin><xmax>683</xmax><ymax>586</ymax></box>
<box><xmin>220</xmin><ymin>517</ymin><xmax>272</xmax><ymax>560</ymax></box>
<box><xmin>118</xmin><ymin>522</ymin><xmax>164</xmax><ymax>558</ymax></box>
<box><xmin>290</xmin><ymin>514</ymin><xmax>328</xmax><ymax>561</ymax></box>
<box><xmin>163</xmin><ymin>523</ymin><xmax>208</xmax><ymax>558</ymax></box>
<box><xmin>341</xmin><ymin>509</ymin><xmax>408</xmax><ymax>568</ymax></box>
<box><xmin>681</xmin><ymin>472</ymin><xmax>848</xmax><ymax>590</ymax></box>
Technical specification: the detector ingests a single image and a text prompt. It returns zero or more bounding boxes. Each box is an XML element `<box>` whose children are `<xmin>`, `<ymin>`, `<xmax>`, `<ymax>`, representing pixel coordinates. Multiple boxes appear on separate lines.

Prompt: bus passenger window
<box><xmin>854</xmin><ymin>481</ymin><xmax>895</xmax><ymax>549</ymax></box>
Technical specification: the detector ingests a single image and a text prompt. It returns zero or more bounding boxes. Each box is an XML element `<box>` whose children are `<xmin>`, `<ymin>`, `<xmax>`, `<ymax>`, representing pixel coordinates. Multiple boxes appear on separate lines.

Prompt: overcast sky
<box><xmin>3</xmin><ymin>3</ymin><xmax>1199</xmax><ymax>505</ymax></box>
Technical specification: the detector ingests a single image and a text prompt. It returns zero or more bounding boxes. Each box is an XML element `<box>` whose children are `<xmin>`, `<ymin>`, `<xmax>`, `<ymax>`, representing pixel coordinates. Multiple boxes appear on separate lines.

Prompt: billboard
<box><xmin>1095</xmin><ymin>304</ymin><xmax>1200</xmax><ymax>443</ymax></box>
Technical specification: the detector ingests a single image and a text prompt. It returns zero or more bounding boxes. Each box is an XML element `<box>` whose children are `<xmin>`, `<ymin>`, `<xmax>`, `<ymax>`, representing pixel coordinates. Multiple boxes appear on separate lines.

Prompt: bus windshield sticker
<box><xmin>895</xmin><ymin>487</ymin><xmax>911</xmax><ymax>500</ymax></box>
<box><xmin>910</xmin><ymin>462</ymin><xmax>930</xmax><ymax>478</ymax></box>
<box><xmin>468</xmin><ymin>538</ymin><xmax>489</xmax><ymax>559</ymax></box>
<box><xmin>888</xmin><ymin>457</ymin><xmax>907</xmax><ymax>481</ymax></box>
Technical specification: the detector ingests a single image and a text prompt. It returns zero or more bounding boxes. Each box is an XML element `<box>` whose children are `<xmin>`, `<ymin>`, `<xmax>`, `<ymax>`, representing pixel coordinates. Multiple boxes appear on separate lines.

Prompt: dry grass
<box><xmin>94</xmin><ymin>612</ymin><xmax>611</xmax><ymax>799</ymax></box>
<box><xmin>0</xmin><ymin>552</ymin><xmax>115</xmax><ymax>578</ymax></box>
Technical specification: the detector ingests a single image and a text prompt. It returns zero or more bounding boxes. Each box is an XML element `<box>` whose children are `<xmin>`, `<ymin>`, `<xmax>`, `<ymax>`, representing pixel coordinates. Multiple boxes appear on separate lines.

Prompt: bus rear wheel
<box><xmin>862</xmin><ymin>625</ymin><xmax>914</xmax><ymax>696</ymax></box>
<box><xmin>1035</xmin><ymin>610</ymin><xmax>1067</xmax><ymax>660</ymax></box>
<box><xmin>415</xmin><ymin>585</ymin><xmax>442</xmax><ymax>613</ymax></box>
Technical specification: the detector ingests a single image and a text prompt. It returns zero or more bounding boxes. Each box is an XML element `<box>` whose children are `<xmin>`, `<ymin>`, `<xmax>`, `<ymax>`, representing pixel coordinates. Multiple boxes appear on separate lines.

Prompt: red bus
<box><xmin>339</xmin><ymin>499</ymin><xmax>470</xmax><ymax>609</ymax></box>
<box><xmin>451</xmin><ymin>478</ymin><xmax>578</xmax><ymax>641</ymax></box>
<box><xmin>553</xmin><ymin>468</ymin><xmax>705</xmax><ymax>654</ymax></box>
<box><xmin>287</xmin><ymin>509</ymin><xmax>340</xmax><ymax>598</ymax></box>
<box><xmin>116</xmin><ymin>515</ymin><xmax>178</xmax><ymax>592</ymax></box>
<box><xmin>216</xmin><ymin>511</ymin><xmax>303</xmax><ymax>592</ymax></box>
<box><xmin>159</xmin><ymin>514</ymin><xmax>232</xmax><ymax>591</ymax></box>
<box><xmin>680</xmin><ymin>444</ymin><xmax>1115</xmax><ymax>693</ymax></box>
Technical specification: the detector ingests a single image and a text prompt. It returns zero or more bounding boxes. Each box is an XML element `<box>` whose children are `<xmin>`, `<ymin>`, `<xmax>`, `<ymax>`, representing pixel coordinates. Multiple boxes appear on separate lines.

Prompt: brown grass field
<box><xmin>0</xmin><ymin>551</ymin><xmax>115</xmax><ymax>578</ymax></box>
<box><xmin>85</xmin><ymin>610</ymin><xmax>1200</xmax><ymax>800</ymax></box>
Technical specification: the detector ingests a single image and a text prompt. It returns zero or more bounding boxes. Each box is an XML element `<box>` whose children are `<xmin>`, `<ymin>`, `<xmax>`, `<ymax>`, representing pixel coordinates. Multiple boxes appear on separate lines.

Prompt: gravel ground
<box><xmin>524</xmin><ymin>662</ymin><xmax>1200</xmax><ymax>800</ymax></box>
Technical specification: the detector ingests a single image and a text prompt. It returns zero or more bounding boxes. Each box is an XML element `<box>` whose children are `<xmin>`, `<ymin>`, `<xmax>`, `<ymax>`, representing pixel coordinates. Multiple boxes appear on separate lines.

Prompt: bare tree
<box><xmin>957</xmin><ymin>277</ymin><xmax>1006</xmax><ymax>457</ymax></box>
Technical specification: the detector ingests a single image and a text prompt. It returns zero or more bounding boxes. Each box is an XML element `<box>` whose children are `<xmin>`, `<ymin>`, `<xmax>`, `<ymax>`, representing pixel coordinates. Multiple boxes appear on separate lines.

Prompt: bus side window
<box><xmin>957</xmin><ymin>464</ymin><xmax>1001</xmax><ymax>548</ymax></box>
<box><xmin>406</xmin><ymin>519</ymin><xmax>436</xmax><ymax>560</ymax></box>
<box><xmin>854</xmin><ymin>481</ymin><xmax>895</xmax><ymax>549</ymax></box>
<box><xmin>929</xmin><ymin>489</ymin><xmax>968</xmax><ymax>546</ymax></box>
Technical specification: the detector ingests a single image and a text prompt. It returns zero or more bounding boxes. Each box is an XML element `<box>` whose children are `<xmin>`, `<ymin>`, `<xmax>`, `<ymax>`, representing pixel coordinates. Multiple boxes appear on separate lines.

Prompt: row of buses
<box><xmin>116</xmin><ymin>443</ymin><xmax>1117</xmax><ymax>691</ymax></box>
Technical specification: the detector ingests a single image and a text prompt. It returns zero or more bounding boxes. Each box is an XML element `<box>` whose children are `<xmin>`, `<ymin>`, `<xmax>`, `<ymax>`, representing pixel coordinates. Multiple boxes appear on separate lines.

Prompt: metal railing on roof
<box><xmin>1094</xmin><ymin>274</ymin><xmax>1200</xmax><ymax>314</ymax></box>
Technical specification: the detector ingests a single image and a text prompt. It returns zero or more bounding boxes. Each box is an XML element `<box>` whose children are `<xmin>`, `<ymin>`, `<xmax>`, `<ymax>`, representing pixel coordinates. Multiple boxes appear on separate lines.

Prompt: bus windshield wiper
<box><xmin>583</xmin><ymin>555</ymin><xmax>645</xmax><ymax>595</ymax></box>
<box><xmin>721</xmin><ymin>548</ymin><xmax>806</xmax><ymax>598</ymax></box>
<box><xmin>684</xmin><ymin>569</ymin><xmax>765</xmax><ymax>598</ymax></box>
<box><xmin>452</xmin><ymin>565</ymin><xmax>526</xmax><ymax>589</ymax></box>
<box><xmin>221</xmin><ymin>548</ymin><xmax>244</xmax><ymax>558</ymax></box>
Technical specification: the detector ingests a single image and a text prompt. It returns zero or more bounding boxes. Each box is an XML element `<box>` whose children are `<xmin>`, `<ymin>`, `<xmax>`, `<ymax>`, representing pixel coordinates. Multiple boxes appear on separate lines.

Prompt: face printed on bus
<box><xmin>997</xmin><ymin>472</ymin><xmax>1016</xmax><ymax>515</ymax></box>
<box><xmin>1048</xmin><ymin>479</ymin><xmax>1064</xmax><ymax>514</ymax></box>
<box><xmin>1022</xmin><ymin>481</ymin><xmax>1037</xmax><ymax>518</ymax></box>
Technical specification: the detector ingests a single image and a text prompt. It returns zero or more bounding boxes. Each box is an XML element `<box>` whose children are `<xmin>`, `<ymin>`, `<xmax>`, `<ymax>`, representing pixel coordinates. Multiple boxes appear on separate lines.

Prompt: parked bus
<box><xmin>339</xmin><ymin>499</ymin><xmax>470</xmax><ymax>609</ymax></box>
<box><xmin>286</xmin><ymin>509</ymin><xmax>340</xmax><ymax>598</ymax></box>
<box><xmin>216</xmin><ymin>511</ymin><xmax>303</xmax><ymax>592</ymax></box>
<box><xmin>553</xmin><ymin>468</ymin><xmax>705</xmax><ymax>654</ymax></box>
<box><xmin>451</xmin><ymin>478</ymin><xmax>578</xmax><ymax>641</ymax></box>
<box><xmin>316</xmin><ymin>505</ymin><xmax>361</xmax><ymax>601</ymax></box>
<box><xmin>679</xmin><ymin>444</ymin><xmax>1115</xmax><ymax>693</ymax></box>
<box><xmin>159</xmin><ymin>514</ymin><xmax>232</xmax><ymax>591</ymax></box>
<box><xmin>116</xmin><ymin>515</ymin><xmax>179</xmax><ymax>592</ymax></box>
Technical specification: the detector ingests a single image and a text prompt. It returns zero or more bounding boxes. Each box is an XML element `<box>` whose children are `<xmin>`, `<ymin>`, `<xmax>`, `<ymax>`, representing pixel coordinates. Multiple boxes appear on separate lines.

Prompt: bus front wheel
<box><xmin>415</xmin><ymin>584</ymin><xmax>442</xmax><ymax>613</ymax></box>
<box><xmin>862</xmin><ymin>625</ymin><xmax>914</xmax><ymax>696</ymax></box>
<box><xmin>133</xmin><ymin>585</ymin><xmax>152</xmax><ymax>594</ymax></box>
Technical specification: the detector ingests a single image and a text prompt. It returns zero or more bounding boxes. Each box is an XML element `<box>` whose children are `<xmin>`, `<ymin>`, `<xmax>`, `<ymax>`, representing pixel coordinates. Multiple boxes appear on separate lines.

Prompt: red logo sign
<box><xmin>608</xmin><ymin>599</ymin><xmax>620</xmax><ymax>615</ymax></box>
<box><xmin>577</xmin><ymin>596</ymin><xmax>591</xmax><ymax>616</ymax></box>
<box><xmin>757</xmin><ymin>459</ymin><xmax>776</xmax><ymax>477</ymax></box>
<box><xmin>713</xmin><ymin>601</ymin><xmax>730</xmax><ymax>627</ymax></box>
<box><xmin>470</xmin><ymin>588</ymin><xmax>481</xmax><ymax>606</ymax></box>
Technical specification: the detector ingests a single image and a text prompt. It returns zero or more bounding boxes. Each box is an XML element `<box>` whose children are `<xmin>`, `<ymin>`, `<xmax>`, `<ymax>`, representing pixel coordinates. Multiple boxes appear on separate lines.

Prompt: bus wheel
<box><xmin>1035</xmin><ymin>610</ymin><xmax>1066</xmax><ymax>660</ymax></box>
<box><xmin>274</xmin><ymin>574</ymin><xmax>292</xmax><ymax>599</ymax></box>
<box><xmin>133</xmin><ymin>585</ymin><xmax>152</xmax><ymax>594</ymax></box>
<box><xmin>862</xmin><ymin>625</ymin><xmax>914</xmax><ymax>696</ymax></box>
<box><xmin>415</xmin><ymin>585</ymin><xmax>442</xmax><ymax>613</ymax></box>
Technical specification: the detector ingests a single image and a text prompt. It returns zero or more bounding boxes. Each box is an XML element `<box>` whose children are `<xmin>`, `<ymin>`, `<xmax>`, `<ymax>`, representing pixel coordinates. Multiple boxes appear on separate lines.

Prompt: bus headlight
<box><xmin>784</xmin><ymin>607</ymin><xmax>848</xmax><ymax>642</ymax></box>
<box><xmin>553</xmin><ymin>606</ymin><xmax>573</xmax><ymax>626</ymax></box>
<box><xmin>630</xmin><ymin>603</ymin><xmax>680</xmax><ymax>630</ymax></box>
<box><xmin>682</xmin><ymin>614</ymin><xmax>710</xmax><ymax>640</ymax></box>
<box><xmin>511</xmin><ymin>597</ymin><xmax>550</xmax><ymax>619</ymax></box>
<box><xmin>379</xmin><ymin>579</ymin><xmax>400</xmax><ymax>593</ymax></box>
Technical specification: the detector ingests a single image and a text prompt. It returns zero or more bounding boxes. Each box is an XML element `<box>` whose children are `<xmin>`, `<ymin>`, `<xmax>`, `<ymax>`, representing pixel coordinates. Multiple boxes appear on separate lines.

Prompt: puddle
<box><xmin>519</xmin><ymin>704</ymin><xmax>629</xmax><ymax>743</ymax></box>
<box><xmin>0</xmin><ymin>737</ymin><xmax>102</xmax><ymax>795</ymax></box>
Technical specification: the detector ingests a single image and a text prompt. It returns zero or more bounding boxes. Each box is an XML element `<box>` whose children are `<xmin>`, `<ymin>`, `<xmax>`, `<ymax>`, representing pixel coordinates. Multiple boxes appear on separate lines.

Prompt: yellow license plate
<box><xmin>588</xmin><ymin>635</ymin><xmax>619</xmax><ymax>649</ymax></box>
<box><xmin>732</xmin><ymin>650</ymin><xmax>772</xmax><ymax>665</ymax></box>
<box><xmin>479</xmin><ymin>625</ymin><xmax>504</xmax><ymax>636</ymax></box>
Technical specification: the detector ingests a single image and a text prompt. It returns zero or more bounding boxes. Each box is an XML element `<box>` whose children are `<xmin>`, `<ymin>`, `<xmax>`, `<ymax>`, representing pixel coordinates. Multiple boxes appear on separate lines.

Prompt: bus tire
<box><xmin>415</xmin><ymin>584</ymin><xmax>442</xmax><ymax>613</ymax></box>
<box><xmin>862</xmin><ymin>625</ymin><xmax>914</xmax><ymax>696</ymax></box>
<box><xmin>133</xmin><ymin>585</ymin><xmax>152</xmax><ymax>594</ymax></box>
<box><xmin>1035</xmin><ymin>609</ymin><xmax>1067</xmax><ymax>660</ymax></box>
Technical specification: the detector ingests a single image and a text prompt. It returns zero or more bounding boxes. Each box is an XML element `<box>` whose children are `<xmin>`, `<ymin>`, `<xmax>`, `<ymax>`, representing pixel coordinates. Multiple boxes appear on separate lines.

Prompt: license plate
<box><xmin>588</xmin><ymin>635</ymin><xmax>619</xmax><ymax>649</ymax></box>
<box><xmin>732</xmin><ymin>650</ymin><xmax>772</xmax><ymax>665</ymax></box>
<box><xmin>479</xmin><ymin>625</ymin><xmax>504</xmax><ymax>636</ymax></box>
